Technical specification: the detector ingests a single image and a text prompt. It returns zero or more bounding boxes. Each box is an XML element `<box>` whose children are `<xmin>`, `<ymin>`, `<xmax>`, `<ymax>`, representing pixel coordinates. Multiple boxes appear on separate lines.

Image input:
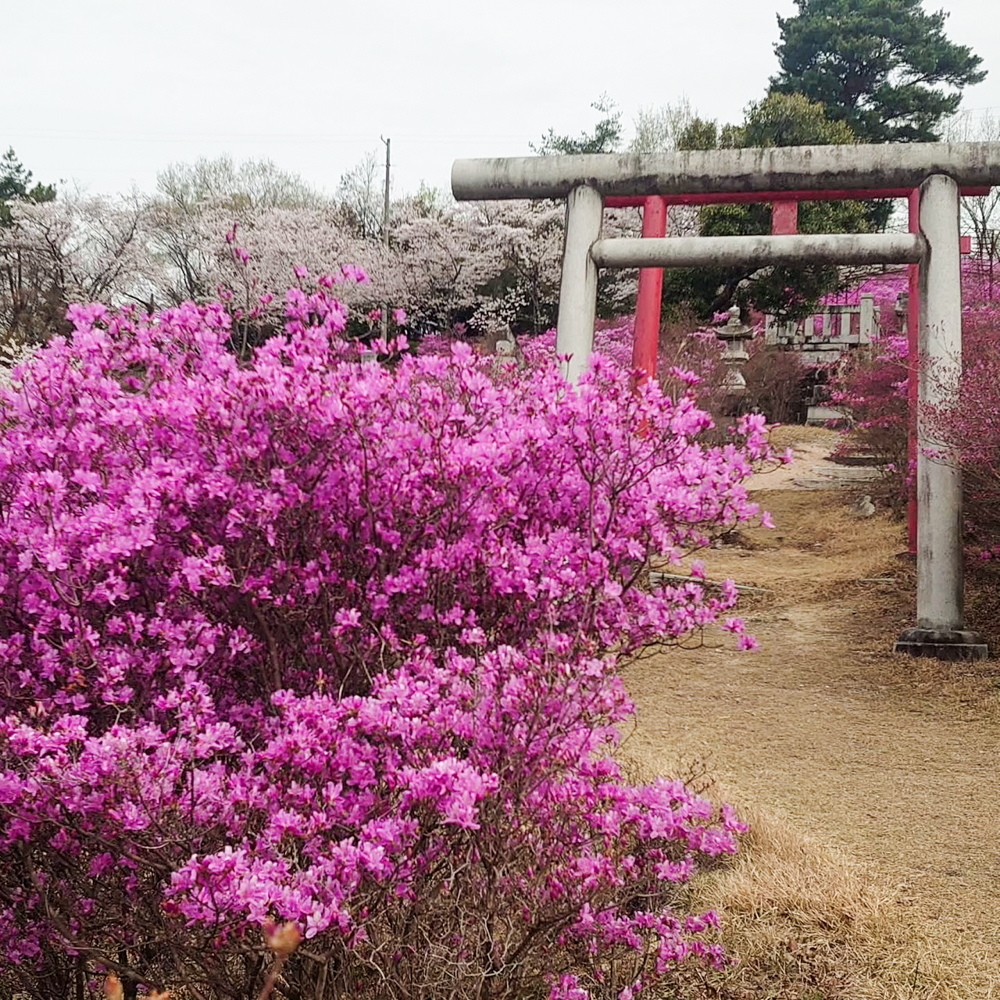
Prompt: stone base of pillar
<box><xmin>893</xmin><ymin>627</ymin><xmax>989</xmax><ymax>661</ymax></box>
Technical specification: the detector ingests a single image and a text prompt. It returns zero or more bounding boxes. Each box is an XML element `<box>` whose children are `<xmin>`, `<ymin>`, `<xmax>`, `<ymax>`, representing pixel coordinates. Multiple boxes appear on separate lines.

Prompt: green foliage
<box><xmin>666</xmin><ymin>95</ymin><xmax>867</xmax><ymax>319</ymax></box>
<box><xmin>0</xmin><ymin>147</ymin><xmax>56</xmax><ymax>227</ymax></box>
<box><xmin>722</xmin><ymin>92</ymin><xmax>856</xmax><ymax>148</ymax></box>
<box><xmin>770</xmin><ymin>0</ymin><xmax>986</xmax><ymax>143</ymax></box>
<box><xmin>0</xmin><ymin>148</ymin><xmax>32</xmax><ymax>205</ymax></box>
<box><xmin>727</xmin><ymin>93</ymin><xmax>889</xmax><ymax>232</ymax></box>
<box><xmin>677</xmin><ymin>117</ymin><xmax>720</xmax><ymax>152</ymax></box>
<box><xmin>532</xmin><ymin>94</ymin><xmax>623</xmax><ymax>155</ymax></box>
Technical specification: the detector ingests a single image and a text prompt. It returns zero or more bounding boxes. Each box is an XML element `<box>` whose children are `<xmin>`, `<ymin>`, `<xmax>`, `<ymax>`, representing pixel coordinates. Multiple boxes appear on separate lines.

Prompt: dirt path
<box><xmin>625</xmin><ymin>428</ymin><xmax>1000</xmax><ymax>989</ymax></box>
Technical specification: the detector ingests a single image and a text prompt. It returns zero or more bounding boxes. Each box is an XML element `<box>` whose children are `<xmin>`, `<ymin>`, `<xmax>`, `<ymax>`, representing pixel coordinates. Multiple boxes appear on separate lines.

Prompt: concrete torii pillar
<box><xmin>555</xmin><ymin>185</ymin><xmax>603</xmax><ymax>384</ymax></box>
<box><xmin>894</xmin><ymin>174</ymin><xmax>987</xmax><ymax>659</ymax></box>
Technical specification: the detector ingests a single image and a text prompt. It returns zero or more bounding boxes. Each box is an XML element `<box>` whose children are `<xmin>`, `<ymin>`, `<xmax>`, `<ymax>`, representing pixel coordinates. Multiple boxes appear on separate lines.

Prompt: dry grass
<box><xmin>623</xmin><ymin>730</ymin><xmax>993</xmax><ymax>999</ymax></box>
<box><xmin>626</xmin><ymin>427</ymin><xmax>1000</xmax><ymax>999</ymax></box>
<box><xmin>965</xmin><ymin>561</ymin><xmax>1000</xmax><ymax>654</ymax></box>
<box><xmin>768</xmin><ymin>425</ymin><xmax>846</xmax><ymax>449</ymax></box>
<box><xmin>700</xmin><ymin>491</ymin><xmax>903</xmax><ymax>602</ymax></box>
<box><xmin>623</xmin><ymin>744</ymin><xmax>1000</xmax><ymax>1000</ymax></box>
<box><xmin>685</xmin><ymin>805</ymin><xmax>992</xmax><ymax>1000</ymax></box>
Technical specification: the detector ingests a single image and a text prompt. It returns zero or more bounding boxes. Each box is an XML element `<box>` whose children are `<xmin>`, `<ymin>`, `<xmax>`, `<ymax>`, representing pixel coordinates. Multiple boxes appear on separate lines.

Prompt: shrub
<box><xmin>926</xmin><ymin>302</ymin><xmax>1000</xmax><ymax>555</ymax></box>
<box><xmin>0</xmin><ymin>279</ymin><xmax>776</xmax><ymax>999</ymax></box>
<box><xmin>829</xmin><ymin>275</ymin><xmax>1000</xmax><ymax>528</ymax></box>
<box><xmin>519</xmin><ymin>316</ymin><xmax>730</xmax><ymax>413</ymax></box>
<box><xmin>828</xmin><ymin>334</ymin><xmax>910</xmax><ymax>512</ymax></box>
<box><xmin>741</xmin><ymin>334</ymin><xmax>807</xmax><ymax>425</ymax></box>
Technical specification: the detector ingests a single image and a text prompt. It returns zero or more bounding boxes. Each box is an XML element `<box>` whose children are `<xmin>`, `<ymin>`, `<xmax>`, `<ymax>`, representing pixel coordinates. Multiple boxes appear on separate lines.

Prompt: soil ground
<box><xmin>625</xmin><ymin>426</ymin><xmax>1000</xmax><ymax>996</ymax></box>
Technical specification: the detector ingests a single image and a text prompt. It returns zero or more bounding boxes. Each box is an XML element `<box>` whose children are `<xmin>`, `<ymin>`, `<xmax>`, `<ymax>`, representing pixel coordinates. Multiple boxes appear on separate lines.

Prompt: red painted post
<box><xmin>771</xmin><ymin>200</ymin><xmax>799</xmax><ymax>235</ymax></box>
<box><xmin>632</xmin><ymin>196</ymin><xmax>667</xmax><ymax>382</ymax></box>
<box><xmin>908</xmin><ymin>189</ymin><xmax>919</xmax><ymax>555</ymax></box>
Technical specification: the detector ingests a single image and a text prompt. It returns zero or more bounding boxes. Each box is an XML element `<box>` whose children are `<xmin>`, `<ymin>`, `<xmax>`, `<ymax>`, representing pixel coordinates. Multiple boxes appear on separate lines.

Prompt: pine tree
<box><xmin>770</xmin><ymin>0</ymin><xmax>986</xmax><ymax>143</ymax></box>
<box><xmin>0</xmin><ymin>148</ymin><xmax>56</xmax><ymax>227</ymax></box>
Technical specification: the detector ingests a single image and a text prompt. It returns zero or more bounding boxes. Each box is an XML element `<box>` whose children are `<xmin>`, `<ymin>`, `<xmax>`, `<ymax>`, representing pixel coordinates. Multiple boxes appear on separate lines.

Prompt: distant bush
<box><xmin>927</xmin><ymin>303</ymin><xmax>1000</xmax><ymax>556</ymax></box>
<box><xmin>518</xmin><ymin>315</ymin><xmax>807</xmax><ymax>430</ymax></box>
<box><xmin>830</xmin><ymin>267</ymin><xmax>1000</xmax><ymax>528</ymax></box>
<box><xmin>829</xmin><ymin>334</ymin><xmax>910</xmax><ymax>512</ymax></box>
<box><xmin>742</xmin><ymin>335</ymin><xmax>807</xmax><ymax>425</ymax></box>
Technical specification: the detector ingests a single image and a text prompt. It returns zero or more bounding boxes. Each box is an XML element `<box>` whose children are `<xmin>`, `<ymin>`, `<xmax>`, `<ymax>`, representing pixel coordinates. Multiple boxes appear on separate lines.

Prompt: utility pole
<box><xmin>381</xmin><ymin>136</ymin><xmax>391</xmax><ymax>340</ymax></box>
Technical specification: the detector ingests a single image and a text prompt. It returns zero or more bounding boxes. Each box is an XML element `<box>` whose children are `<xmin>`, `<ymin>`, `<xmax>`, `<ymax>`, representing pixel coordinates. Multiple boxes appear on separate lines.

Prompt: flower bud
<box><xmin>263</xmin><ymin>919</ymin><xmax>301</xmax><ymax>958</ymax></box>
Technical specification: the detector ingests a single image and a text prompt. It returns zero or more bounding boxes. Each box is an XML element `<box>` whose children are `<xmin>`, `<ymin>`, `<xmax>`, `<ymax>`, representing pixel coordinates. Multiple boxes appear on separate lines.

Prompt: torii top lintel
<box><xmin>451</xmin><ymin>142</ymin><xmax>1000</xmax><ymax>202</ymax></box>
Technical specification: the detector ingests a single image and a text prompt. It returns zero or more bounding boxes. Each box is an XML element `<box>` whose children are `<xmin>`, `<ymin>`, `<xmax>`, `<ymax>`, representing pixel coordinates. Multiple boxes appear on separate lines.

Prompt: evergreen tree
<box><xmin>0</xmin><ymin>147</ymin><xmax>56</xmax><ymax>226</ymax></box>
<box><xmin>531</xmin><ymin>94</ymin><xmax>623</xmax><ymax>155</ymax></box>
<box><xmin>665</xmin><ymin>94</ymin><xmax>867</xmax><ymax>319</ymax></box>
<box><xmin>770</xmin><ymin>0</ymin><xmax>986</xmax><ymax>143</ymax></box>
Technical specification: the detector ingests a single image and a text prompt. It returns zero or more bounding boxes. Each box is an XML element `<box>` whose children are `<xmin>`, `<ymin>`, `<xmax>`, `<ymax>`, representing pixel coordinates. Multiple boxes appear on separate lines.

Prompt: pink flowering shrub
<box><xmin>829</xmin><ymin>333</ymin><xmax>911</xmax><ymax>510</ymax></box>
<box><xmin>518</xmin><ymin>318</ymin><xmax>805</xmax><ymax>425</ymax></box>
<box><xmin>520</xmin><ymin>318</ymin><xmax>729</xmax><ymax>407</ymax></box>
<box><xmin>926</xmin><ymin>303</ymin><xmax>1000</xmax><ymax>555</ymax></box>
<box><xmin>819</xmin><ymin>270</ymin><xmax>909</xmax><ymax>323</ymax></box>
<box><xmin>0</xmin><ymin>280</ymin><xmax>774</xmax><ymax>999</ymax></box>
<box><xmin>830</xmin><ymin>266</ymin><xmax>1000</xmax><ymax>522</ymax></box>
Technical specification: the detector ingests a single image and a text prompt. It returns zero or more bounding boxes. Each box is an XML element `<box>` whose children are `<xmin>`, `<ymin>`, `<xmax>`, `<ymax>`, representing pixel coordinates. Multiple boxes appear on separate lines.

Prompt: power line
<box><xmin>5</xmin><ymin>128</ymin><xmax>534</xmax><ymax>144</ymax></box>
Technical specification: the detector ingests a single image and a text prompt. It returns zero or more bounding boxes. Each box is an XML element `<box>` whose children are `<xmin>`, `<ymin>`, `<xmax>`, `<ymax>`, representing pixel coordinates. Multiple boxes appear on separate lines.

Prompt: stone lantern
<box><xmin>716</xmin><ymin>304</ymin><xmax>753</xmax><ymax>393</ymax></box>
<box><xmin>895</xmin><ymin>292</ymin><xmax>909</xmax><ymax>337</ymax></box>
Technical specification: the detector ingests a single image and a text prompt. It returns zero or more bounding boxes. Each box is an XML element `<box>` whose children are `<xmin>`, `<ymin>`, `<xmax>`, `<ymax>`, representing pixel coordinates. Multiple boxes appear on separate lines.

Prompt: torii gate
<box><xmin>606</xmin><ymin>177</ymin><xmax>984</xmax><ymax>637</ymax></box>
<box><xmin>609</xmin><ymin>187</ymin><xmax>978</xmax><ymax>557</ymax></box>
<box><xmin>452</xmin><ymin>142</ymin><xmax>1000</xmax><ymax>661</ymax></box>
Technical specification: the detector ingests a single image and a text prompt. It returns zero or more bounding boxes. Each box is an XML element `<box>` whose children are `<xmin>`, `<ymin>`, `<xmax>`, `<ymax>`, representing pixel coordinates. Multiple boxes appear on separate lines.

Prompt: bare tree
<box><xmin>945</xmin><ymin>110</ymin><xmax>1000</xmax><ymax>299</ymax></box>
<box><xmin>626</xmin><ymin>99</ymin><xmax>702</xmax><ymax>243</ymax></box>
<box><xmin>336</xmin><ymin>150</ymin><xmax>386</xmax><ymax>240</ymax></box>
<box><xmin>628</xmin><ymin>97</ymin><xmax>698</xmax><ymax>154</ymax></box>
<box><xmin>156</xmin><ymin>155</ymin><xmax>326</xmax><ymax>214</ymax></box>
<box><xmin>149</xmin><ymin>156</ymin><xmax>327</xmax><ymax>306</ymax></box>
<box><xmin>0</xmin><ymin>191</ymin><xmax>155</xmax><ymax>343</ymax></box>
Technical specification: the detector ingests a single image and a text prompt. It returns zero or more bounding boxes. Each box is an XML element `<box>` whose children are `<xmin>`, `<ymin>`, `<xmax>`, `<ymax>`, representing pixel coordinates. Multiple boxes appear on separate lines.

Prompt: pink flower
<box><xmin>668</xmin><ymin>365</ymin><xmax>701</xmax><ymax>387</ymax></box>
<box><xmin>341</xmin><ymin>263</ymin><xmax>369</xmax><ymax>284</ymax></box>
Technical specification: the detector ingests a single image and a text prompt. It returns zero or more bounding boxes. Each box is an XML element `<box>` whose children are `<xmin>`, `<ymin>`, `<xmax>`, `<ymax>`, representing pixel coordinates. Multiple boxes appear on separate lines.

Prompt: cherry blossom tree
<box><xmin>0</xmin><ymin>192</ymin><xmax>155</xmax><ymax>343</ymax></box>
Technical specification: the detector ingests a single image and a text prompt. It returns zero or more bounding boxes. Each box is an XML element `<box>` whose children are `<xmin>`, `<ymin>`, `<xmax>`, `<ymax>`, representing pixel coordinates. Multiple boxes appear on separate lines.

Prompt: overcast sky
<box><xmin>6</xmin><ymin>0</ymin><xmax>999</xmax><ymax>202</ymax></box>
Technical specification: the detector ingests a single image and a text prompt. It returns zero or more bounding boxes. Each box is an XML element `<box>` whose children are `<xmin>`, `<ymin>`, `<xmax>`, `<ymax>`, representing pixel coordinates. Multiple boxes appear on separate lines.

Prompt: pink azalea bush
<box><xmin>520</xmin><ymin>319</ymin><xmax>725</xmax><ymax>387</ymax></box>
<box><xmin>830</xmin><ymin>264</ymin><xmax>1000</xmax><ymax>529</ymax></box>
<box><xmin>0</xmin><ymin>277</ymin><xmax>776</xmax><ymax>999</ymax></box>
<box><xmin>926</xmin><ymin>303</ymin><xmax>1000</xmax><ymax>555</ymax></box>
<box><xmin>819</xmin><ymin>270</ymin><xmax>910</xmax><ymax>320</ymax></box>
<box><xmin>829</xmin><ymin>333</ymin><xmax>911</xmax><ymax>510</ymax></box>
<box><xmin>517</xmin><ymin>318</ymin><xmax>805</xmax><ymax>425</ymax></box>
